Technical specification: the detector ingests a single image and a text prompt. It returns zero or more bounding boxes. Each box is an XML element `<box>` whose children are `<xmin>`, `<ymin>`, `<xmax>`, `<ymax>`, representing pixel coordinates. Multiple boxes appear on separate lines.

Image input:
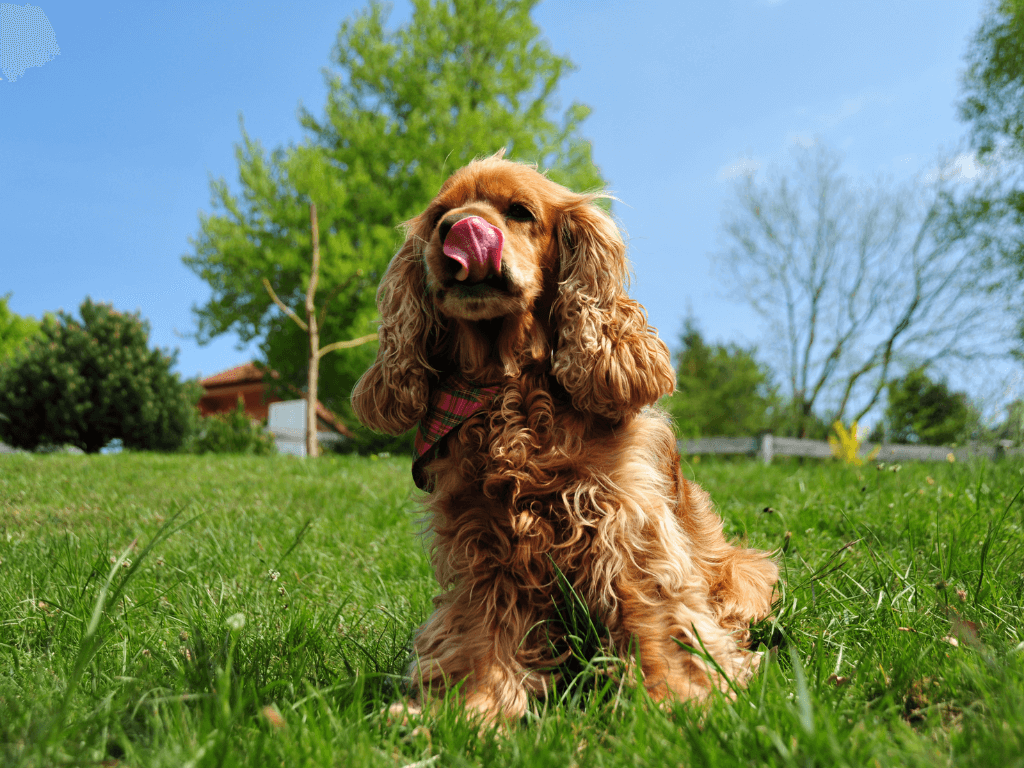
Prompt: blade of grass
<box><xmin>39</xmin><ymin>506</ymin><xmax>193</xmax><ymax>755</ymax></box>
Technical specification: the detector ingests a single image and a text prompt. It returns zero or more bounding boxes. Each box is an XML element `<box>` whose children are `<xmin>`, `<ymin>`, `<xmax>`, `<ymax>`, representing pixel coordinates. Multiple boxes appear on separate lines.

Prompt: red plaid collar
<box><xmin>412</xmin><ymin>374</ymin><xmax>501</xmax><ymax>491</ymax></box>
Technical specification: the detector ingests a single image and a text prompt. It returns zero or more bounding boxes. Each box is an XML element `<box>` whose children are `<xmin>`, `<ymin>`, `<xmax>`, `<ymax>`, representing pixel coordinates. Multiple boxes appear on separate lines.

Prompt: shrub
<box><xmin>663</xmin><ymin>319</ymin><xmax>778</xmax><ymax>438</ymax></box>
<box><xmin>881</xmin><ymin>367</ymin><xmax>979</xmax><ymax>445</ymax></box>
<box><xmin>0</xmin><ymin>298</ymin><xmax>196</xmax><ymax>453</ymax></box>
<box><xmin>186</xmin><ymin>398</ymin><xmax>276</xmax><ymax>455</ymax></box>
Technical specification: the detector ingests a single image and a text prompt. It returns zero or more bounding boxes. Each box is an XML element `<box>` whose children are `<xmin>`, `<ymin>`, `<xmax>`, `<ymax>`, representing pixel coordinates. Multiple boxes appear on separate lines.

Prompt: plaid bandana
<box><xmin>412</xmin><ymin>374</ymin><xmax>501</xmax><ymax>491</ymax></box>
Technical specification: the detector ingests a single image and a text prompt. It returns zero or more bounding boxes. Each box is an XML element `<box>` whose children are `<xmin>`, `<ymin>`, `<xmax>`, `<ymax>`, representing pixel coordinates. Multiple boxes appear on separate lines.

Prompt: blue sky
<box><xmin>0</xmin><ymin>1</ymin><xmax>1001</xmax><ymax>403</ymax></box>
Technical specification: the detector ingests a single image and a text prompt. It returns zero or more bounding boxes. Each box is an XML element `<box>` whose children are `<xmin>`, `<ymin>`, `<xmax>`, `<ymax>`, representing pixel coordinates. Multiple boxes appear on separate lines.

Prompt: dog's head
<box><xmin>352</xmin><ymin>155</ymin><xmax>675</xmax><ymax>434</ymax></box>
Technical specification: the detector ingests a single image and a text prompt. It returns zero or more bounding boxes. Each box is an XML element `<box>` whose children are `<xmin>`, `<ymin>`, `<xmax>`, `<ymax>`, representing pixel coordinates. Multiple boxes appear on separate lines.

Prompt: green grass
<box><xmin>1</xmin><ymin>452</ymin><xmax>1023</xmax><ymax>766</ymax></box>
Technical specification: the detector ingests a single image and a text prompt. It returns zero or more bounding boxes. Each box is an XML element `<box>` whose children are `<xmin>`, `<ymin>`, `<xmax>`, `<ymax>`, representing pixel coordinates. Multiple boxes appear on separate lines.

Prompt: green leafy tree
<box><xmin>0</xmin><ymin>298</ymin><xmax>197</xmax><ymax>453</ymax></box>
<box><xmin>184</xmin><ymin>0</ymin><xmax>605</xmax><ymax>420</ymax></box>
<box><xmin>0</xmin><ymin>294</ymin><xmax>40</xmax><ymax>363</ymax></box>
<box><xmin>957</xmin><ymin>0</ymin><xmax>1024</xmax><ymax>355</ymax></box>
<box><xmin>881</xmin><ymin>367</ymin><xmax>978</xmax><ymax>446</ymax></box>
<box><xmin>664</xmin><ymin>319</ymin><xmax>778</xmax><ymax>438</ymax></box>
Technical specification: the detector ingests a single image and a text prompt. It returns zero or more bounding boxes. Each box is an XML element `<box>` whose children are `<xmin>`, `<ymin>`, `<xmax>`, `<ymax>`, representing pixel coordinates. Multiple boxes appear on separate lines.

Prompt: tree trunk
<box><xmin>305</xmin><ymin>203</ymin><xmax>321</xmax><ymax>458</ymax></box>
<box><xmin>261</xmin><ymin>202</ymin><xmax>377</xmax><ymax>458</ymax></box>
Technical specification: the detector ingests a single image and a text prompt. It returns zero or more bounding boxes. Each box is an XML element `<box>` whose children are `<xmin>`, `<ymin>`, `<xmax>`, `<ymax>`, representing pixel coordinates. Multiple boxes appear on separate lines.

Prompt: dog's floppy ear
<box><xmin>352</xmin><ymin>213</ymin><xmax>437</xmax><ymax>434</ymax></box>
<box><xmin>550</xmin><ymin>200</ymin><xmax>675</xmax><ymax>421</ymax></box>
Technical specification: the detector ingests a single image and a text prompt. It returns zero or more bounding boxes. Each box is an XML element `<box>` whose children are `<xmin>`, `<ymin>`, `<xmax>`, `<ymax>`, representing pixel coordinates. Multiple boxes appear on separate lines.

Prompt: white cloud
<box><xmin>923</xmin><ymin>150</ymin><xmax>998</xmax><ymax>184</ymax></box>
<box><xmin>716</xmin><ymin>157</ymin><xmax>762</xmax><ymax>181</ymax></box>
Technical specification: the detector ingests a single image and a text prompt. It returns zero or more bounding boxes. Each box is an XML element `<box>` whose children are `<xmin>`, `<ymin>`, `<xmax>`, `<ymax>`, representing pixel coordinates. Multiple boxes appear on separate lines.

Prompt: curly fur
<box><xmin>352</xmin><ymin>155</ymin><xmax>778</xmax><ymax>721</ymax></box>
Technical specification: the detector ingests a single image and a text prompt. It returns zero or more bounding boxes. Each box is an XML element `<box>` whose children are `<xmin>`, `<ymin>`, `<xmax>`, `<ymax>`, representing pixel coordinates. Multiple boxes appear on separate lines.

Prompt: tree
<box><xmin>0</xmin><ymin>294</ymin><xmax>40</xmax><ymax>363</ymax></box>
<box><xmin>719</xmin><ymin>143</ymin><xmax>999</xmax><ymax>437</ymax></box>
<box><xmin>262</xmin><ymin>202</ymin><xmax>375</xmax><ymax>457</ymax></box>
<box><xmin>0</xmin><ymin>298</ymin><xmax>197</xmax><ymax>453</ymax></box>
<box><xmin>664</xmin><ymin>319</ymin><xmax>777</xmax><ymax>438</ymax></box>
<box><xmin>184</xmin><ymin>0</ymin><xmax>605</xmax><ymax>420</ymax></box>
<box><xmin>957</xmin><ymin>0</ymin><xmax>1024</xmax><ymax>356</ymax></box>
<box><xmin>881</xmin><ymin>367</ymin><xmax>978</xmax><ymax>446</ymax></box>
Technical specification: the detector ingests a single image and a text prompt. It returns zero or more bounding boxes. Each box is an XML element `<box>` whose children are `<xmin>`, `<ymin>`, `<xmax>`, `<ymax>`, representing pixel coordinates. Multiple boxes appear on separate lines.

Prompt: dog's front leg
<box><xmin>614</xmin><ymin>574</ymin><xmax>758</xmax><ymax>704</ymax></box>
<box><xmin>406</xmin><ymin>588</ymin><xmax>530</xmax><ymax>722</ymax></box>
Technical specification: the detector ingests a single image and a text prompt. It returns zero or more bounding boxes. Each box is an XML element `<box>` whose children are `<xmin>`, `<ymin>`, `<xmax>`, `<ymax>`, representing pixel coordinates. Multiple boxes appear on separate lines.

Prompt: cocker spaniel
<box><xmin>352</xmin><ymin>154</ymin><xmax>777</xmax><ymax>721</ymax></box>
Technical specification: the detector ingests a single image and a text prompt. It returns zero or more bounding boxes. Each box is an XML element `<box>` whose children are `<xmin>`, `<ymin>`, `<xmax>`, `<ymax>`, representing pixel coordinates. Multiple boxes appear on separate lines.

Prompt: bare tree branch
<box><xmin>262</xmin><ymin>203</ymin><xmax>380</xmax><ymax>456</ymax></box>
<box><xmin>318</xmin><ymin>333</ymin><xmax>378</xmax><ymax>357</ymax></box>
<box><xmin>262</xmin><ymin>278</ymin><xmax>308</xmax><ymax>333</ymax></box>
<box><xmin>720</xmin><ymin>143</ymin><xmax>1005</xmax><ymax>435</ymax></box>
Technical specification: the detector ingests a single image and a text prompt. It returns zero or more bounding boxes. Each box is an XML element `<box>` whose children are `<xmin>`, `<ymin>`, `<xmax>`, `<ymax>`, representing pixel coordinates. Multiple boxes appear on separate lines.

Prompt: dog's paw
<box><xmin>384</xmin><ymin>700</ymin><xmax>424</xmax><ymax>726</ymax></box>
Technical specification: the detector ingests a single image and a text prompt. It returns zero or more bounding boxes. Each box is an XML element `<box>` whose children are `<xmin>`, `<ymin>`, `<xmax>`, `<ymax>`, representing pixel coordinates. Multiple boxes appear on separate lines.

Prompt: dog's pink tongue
<box><xmin>442</xmin><ymin>216</ymin><xmax>503</xmax><ymax>282</ymax></box>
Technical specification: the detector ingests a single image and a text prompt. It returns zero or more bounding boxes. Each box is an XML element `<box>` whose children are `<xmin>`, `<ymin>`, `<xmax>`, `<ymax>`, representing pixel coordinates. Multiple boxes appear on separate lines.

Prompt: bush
<box><xmin>329</xmin><ymin>420</ymin><xmax>414</xmax><ymax>456</ymax></box>
<box><xmin>186</xmin><ymin>398</ymin><xmax>276</xmax><ymax>455</ymax></box>
<box><xmin>0</xmin><ymin>298</ymin><xmax>196</xmax><ymax>453</ymax></box>
<box><xmin>880</xmin><ymin>367</ymin><xmax>979</xmax><ymax>445</ymax></box>
<box><xmin>663</xmin><ymin>319</ymin><xmax>778</xmax><ymax>438</ymax></box>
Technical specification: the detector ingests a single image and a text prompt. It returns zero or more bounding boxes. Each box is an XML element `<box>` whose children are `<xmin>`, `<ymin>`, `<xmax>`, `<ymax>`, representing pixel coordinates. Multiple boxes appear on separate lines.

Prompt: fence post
<box><xmin>759</xmin><ymin>433</ymin><xmax>774</xmax><ymax>465</ymax></box>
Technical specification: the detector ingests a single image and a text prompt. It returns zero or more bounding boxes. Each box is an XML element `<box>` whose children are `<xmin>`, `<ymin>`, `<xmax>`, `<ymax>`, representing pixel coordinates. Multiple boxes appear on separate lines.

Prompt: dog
<box><xmin>352</xmin><ymin>153</ymin><xmax>778</xmax><ymax>721</ymax></box>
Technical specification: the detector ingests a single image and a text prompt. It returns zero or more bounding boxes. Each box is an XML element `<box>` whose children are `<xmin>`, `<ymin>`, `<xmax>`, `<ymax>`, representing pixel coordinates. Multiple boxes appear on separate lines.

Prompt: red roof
<box><xmin>200</xmin><ymin>363</ymin><xmax>277</xmax><ymax>388</ymax></box>
<box><xmin>311</xmin><ymin>400</ymin><xmax>351</xmax><ymax>437</ymax></box>
<box><xmin>198</xmin><ymin>362</ymin><xmax>353</xmax><ymax>438</ymax></box>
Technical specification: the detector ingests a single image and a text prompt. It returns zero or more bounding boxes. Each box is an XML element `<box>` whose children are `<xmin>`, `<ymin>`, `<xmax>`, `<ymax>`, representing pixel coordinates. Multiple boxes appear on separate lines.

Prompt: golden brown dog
<box><xmin>353</xmin><ymin>154</ymin><xmax>777</xmax><ymax>721</ymax></box>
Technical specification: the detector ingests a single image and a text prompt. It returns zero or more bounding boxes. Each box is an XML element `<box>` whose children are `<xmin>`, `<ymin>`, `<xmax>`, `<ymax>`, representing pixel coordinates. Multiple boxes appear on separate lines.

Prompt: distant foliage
<box><xmin>186</xmin><ymin>399</ymin><xmax>276</xmax><ymax>455</ymax></box>
<box><xmin>0</xmin><ymin>294</ymin><xmax>41</xmax><ymax>363</ymax></box>
<box><xmin>994</xmin><ymin>399</ymin><xmax>1024</xmax><ymax>445</ymax></box>
<box><xmin>0</xmin><ymin>298</ymin><xmax>196</xmax><ymax>453</ymax></box>
<box><xmin>957</xmin><ymin>0</ymin><xmax>1024</xmax><ymax>356</ymax></box>
<box><xmin>770</xmin><ymin>401</ymin><xmax>833</xmax><ymax>440</ymax></box>
<box><xmin>719</xmin><ymin>143</ymin><xmax>997</xmax><ymax>438</ymax></box>
<box><xmin>332</xmin><ymin>421</ymin><xmax>415</xmax><ymax>456</ymax></box>
<box><xmin>960</xmin><ymin>0</ymin><xmax>1024</xmax><ymax>161</ymax></box>
<box><xmin>664</xmin><ymin>319</ymin><xmax>777</xmax><ymax>438</ymax></box>
<box><xmin>881</xmin><ymin>367</ymin><xmax>979</xmax><ymax>446</ymax></box>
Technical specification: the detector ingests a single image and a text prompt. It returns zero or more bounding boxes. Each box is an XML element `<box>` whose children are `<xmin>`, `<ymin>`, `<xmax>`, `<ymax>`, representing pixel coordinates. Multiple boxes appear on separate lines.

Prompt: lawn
<box><xmin>1</xmin><ymin>451</ymin><xmax>1023</xmax><ymax>766</ymax></box>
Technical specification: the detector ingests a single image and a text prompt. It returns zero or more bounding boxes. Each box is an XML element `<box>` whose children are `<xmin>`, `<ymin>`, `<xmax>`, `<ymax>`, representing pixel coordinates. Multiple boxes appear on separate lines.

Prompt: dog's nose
<box><xmin>441</xmin><ymin>215</ymin><xmax>504</xmax><ymax>283</ymax></box>
<box><xmin>438</xmin><ymin>213</ymin><xmax>470</xmax><ymax>245</ymax></box>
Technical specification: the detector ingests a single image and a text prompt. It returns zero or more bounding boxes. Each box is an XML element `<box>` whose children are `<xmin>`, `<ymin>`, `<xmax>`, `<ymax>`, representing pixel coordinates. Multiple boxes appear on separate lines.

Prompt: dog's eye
<box><xmin>506</xmin><ymin>203</ymin><xmax>534</xmax><ymax>222</ymax></box>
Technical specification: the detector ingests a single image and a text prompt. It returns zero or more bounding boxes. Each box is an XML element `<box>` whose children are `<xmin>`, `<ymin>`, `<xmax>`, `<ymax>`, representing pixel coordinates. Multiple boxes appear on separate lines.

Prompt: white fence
<box><xmin>679</xmin><ymin>434</ymin><xmax>1024</xmax><ymax>464</ymax></box>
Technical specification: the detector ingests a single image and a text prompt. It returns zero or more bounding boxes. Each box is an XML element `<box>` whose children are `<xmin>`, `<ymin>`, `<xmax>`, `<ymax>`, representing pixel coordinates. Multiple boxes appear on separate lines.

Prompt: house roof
<box><xmin>200</xmin><ymin>362</ymin><xmax>277</xmax><ymax>388</ymax></box>
<box><xmin>311</xmin><ymin>400</ymin><xmax>351</xmax><ymax>437</ymax></box>
<box><xmin>199</xmin><ymin>362</ymin><xmax>353</xmax><ymax>438</ymax></box>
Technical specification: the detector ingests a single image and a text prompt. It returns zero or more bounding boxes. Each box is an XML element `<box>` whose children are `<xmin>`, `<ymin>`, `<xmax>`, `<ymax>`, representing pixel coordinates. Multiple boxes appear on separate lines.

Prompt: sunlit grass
<box><xmin>1</xmin><ymin>452</ymin><xmax>1022</xmax><ymax>766</ymax></box>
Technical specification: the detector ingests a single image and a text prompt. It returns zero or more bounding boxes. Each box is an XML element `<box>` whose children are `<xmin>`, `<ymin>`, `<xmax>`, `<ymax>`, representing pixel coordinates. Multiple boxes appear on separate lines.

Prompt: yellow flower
<box><xmin>828</xmin><ymin>420</ymin><xmax>880</xmax><ymax>466</ymax></box>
